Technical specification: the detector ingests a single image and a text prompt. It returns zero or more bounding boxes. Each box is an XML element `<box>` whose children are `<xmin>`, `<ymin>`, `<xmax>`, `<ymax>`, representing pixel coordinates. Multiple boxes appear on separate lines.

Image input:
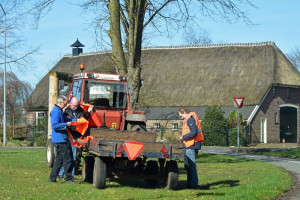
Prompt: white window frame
<box><xmin>153</xmin><ymin>123</ymin><xmax>160</xmax><ymax>129</ymax></box>
<box><xmin>171</xmin><ymin>123</ymin><xmax>178</xmax><ymax>130</ymax></box>
<box><xmin>36</xmin><ymin>112</ymin><xmax>45</xmax><ymax>126</ymax></box>
<box><xmin>260</xmin><ymin>118</ymin><xmax>267</xmax><ymax>143</ymax></box>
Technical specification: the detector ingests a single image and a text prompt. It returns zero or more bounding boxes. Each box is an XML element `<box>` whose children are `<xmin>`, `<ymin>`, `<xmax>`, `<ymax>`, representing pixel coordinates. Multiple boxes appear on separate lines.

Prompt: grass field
<box><xmin>250</xmin><ymin>148</ymin><xmax>300</xmax><ymax>159</ymax></box>
<box><xmin>0</xmin><ymin>148</ymin><xmax>292</xmax><ymax>200</ymax></box>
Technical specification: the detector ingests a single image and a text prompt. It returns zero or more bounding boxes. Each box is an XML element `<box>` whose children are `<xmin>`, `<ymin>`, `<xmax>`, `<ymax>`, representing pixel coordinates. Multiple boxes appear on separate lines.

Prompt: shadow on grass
<box><xmin>177</xmin><ymin>179</ymin><xmax>239</xmax><ymax>190</ymax></box>
<box><xmin>200</xmin><ymin>180</ymin><xmax>240</xmax><ymax>189</ymax></box>
<box><xmin>197</xmin><ymin>153</ymin><xmax>255</xmax><ymax>163</ymax></box>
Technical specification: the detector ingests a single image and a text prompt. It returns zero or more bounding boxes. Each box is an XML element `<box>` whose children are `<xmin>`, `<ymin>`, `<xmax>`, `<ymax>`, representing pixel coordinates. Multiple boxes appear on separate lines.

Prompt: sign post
<box><xmin>233</xmin><ymin>97</ymin><xmax>245</xmax><ymax>148</ymax></box>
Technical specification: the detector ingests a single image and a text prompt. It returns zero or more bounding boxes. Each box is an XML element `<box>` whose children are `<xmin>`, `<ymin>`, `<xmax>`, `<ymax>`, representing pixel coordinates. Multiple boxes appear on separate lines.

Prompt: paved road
<box><xmin>201</xmin><ymin>147</ymin><xmax>300</xmax><ymax>200</ymax></box>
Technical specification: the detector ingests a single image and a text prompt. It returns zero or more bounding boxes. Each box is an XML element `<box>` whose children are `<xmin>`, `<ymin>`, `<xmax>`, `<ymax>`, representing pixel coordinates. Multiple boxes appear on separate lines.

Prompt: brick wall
<box><xmin>250</xmin><ymin>85</ymin><xmax>300</xmax><ymax>144</ymax></box>
<box><xmin>146</xmin><ymin>120</ymin><xmax>182</xmax><ymax>142</ymax></box>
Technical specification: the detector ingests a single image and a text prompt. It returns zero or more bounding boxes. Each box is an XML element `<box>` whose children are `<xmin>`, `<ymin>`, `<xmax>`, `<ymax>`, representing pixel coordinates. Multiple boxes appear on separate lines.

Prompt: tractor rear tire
<box><xmin>144</xmin><ymin>160</ymin><xmax>159</xmax><ymax>187</ymax></box>
<box><xmin>46</xmin><ymin>139</ymin><xmax>55</xmax><ymax>168</ymax></box>
<box><xmin>164</xmin><ymin>160</ymin><xmax>178</xmax><ymax>190</ymax></box>
<box><xmin>93</xmin><ymin>157</ymin><xmax>106</xmax><ymax>189</ymax></box>
<box><xmin>82</xmin><ymin>156</ymin><xmax>94</xmax><ymax>183</ymax></box>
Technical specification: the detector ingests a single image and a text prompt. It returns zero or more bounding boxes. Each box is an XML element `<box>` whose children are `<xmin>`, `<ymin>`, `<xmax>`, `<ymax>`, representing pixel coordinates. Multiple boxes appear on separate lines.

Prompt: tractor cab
<box><xmin>68</xmin><ymin>63</ymin><xmax>145</xmax><ymax>130</ymax></box>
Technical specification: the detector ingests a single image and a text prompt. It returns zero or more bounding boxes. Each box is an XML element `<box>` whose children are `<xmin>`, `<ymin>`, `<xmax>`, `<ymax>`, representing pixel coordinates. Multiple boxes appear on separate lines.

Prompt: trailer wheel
<box><xmin>164</xmin><ymin>160</ymin><xmax>178</xmax><ymax>190</ymax></box>
<box><xmin>46</xmin><ymin>139</ymin><xmax>55</xmax><ymax>168</ymax></box>
<box><xmin>145</xmin><ymin>160</ymin><xmax>159</xmax><ymax>187</ymax></box>
<box><xmin>93</xmin><ymin>157</ymin><xmax>106</xmax><ymax>189</ymax></box>
<box><xmin>82</xmin><ymin>156</ymin><xmax>94</xmax><ymax>183</ymax></box>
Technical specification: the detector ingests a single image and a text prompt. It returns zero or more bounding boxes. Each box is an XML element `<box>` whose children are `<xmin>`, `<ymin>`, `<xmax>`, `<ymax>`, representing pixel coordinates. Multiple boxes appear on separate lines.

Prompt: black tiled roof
<box><xmin>141</xmin><ymin>106</ymin><xmax>256</xmax><ymax>121</ymax></box>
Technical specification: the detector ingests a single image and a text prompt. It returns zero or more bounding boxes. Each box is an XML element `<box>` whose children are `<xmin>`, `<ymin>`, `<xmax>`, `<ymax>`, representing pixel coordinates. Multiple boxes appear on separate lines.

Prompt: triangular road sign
<box><xmin>233</xmin><ymin>97</ymin><xmax>245</xmax><ymax>109</ymax></box>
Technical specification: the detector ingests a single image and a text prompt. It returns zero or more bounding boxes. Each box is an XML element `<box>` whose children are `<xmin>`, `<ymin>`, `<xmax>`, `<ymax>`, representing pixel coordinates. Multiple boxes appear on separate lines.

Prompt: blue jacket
<box><xmin>51</xmin><ymin>105</ymin><xmax>71</xmax><ymax>143</ymax></box>
<box><xmin>182</xmin><ymin>117</ymin><xmax>201</xmax><ymax>150</ymax></box>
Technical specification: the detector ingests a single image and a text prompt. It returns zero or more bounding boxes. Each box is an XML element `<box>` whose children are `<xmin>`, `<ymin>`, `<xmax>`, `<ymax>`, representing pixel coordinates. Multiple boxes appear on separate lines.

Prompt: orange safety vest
<box><xmin>67</xmin><ymin>117</ymin><xmax>92</xmax><ymax>148</ymax></box>
<box><xmin>182</xmin><ymin>112</ymin><xmax>204</xmax><ymax>148</ymax></box>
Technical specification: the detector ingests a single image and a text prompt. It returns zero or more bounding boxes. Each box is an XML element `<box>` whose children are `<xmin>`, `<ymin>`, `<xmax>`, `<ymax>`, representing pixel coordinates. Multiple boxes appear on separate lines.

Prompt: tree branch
<box><xmin>143</xmin><ymin>0</ymin><xmax>175</xmax><ymax>28</ymax></box>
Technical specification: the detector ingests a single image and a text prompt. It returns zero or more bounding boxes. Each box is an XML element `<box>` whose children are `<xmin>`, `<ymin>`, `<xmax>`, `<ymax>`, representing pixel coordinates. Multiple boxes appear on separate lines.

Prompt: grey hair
<box><xmin>57</xmin><ymin>95</ymin><xmax>68</xmax><ymax>104</ymax></box>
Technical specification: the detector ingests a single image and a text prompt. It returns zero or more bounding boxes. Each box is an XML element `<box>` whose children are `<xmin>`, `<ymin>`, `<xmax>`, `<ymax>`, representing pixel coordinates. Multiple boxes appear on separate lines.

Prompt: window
<box><xmin>154</xmin><ymin>123</ymin><xmax>160</xmax><ymax>129</ymax></box>
<box><xmin>171</xmin><ymin>123</ymin><xmax>178</xmax><ymax>130</ymax></box>
<box><xmin>36</xmin><ymin>112</ymin><xmax>45</xmax><ymax>126</ymax></box>
<box><xmin>83</xmin><ymin>80</ymin><xmax>127</xmax><ymax>109</ymax></box>
<box><xmin>71</xmin><ymin>79</ymin><xmax>82</xmax><ymax>101</ymax></box>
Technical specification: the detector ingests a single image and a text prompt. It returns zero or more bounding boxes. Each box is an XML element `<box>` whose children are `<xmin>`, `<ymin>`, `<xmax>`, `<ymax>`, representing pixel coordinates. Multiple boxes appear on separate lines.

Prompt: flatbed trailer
<box><xmin>81</xmin><ymin>128</ymin><xmax>184</xmax><ymax>189</ymax></box>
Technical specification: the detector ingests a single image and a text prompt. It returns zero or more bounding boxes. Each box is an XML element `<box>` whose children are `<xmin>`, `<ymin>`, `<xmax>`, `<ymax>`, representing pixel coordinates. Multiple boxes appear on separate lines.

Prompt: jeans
<box><xmin>58</xmin><ymin>144</ymin><xmax>77</xmax><ymax>177</ymax></box>
<box><xmin>49</xmin><ymin>143</ymin><xmax>73</xmax><ymax>181</ymax></box>
<box><xmin>185</xmin><ymin>148</ymin><xmax>198</xmax><ymax>188</ymax></box>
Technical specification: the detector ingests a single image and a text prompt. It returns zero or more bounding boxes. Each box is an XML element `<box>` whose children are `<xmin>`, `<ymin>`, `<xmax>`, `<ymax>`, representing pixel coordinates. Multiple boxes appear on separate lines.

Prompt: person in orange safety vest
<box><xmin>179</xmin><ymin>107</ymin><xmax>204</xmax><ymax>189</ymax></box>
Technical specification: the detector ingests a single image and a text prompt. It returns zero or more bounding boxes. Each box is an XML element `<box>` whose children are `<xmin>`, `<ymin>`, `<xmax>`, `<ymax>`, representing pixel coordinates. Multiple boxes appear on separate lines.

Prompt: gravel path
<box><xmin>201</xmin><ymin>147</ymin><xmax>300</xmax><ymax>200</ymax></box>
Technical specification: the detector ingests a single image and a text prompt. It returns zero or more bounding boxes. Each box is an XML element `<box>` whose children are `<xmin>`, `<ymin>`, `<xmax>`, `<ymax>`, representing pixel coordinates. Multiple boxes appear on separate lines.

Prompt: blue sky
<box><xmin>15</xmin><ymin>0</ymin><xmax>300</xmax><ymax>87</ymax></box>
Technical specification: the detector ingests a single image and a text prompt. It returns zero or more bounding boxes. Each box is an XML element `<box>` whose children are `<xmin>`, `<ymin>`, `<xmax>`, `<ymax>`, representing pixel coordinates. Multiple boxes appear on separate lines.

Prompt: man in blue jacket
<box><xmin>48</xmin><ymin>95</ymin><xmax>76</xmax><ymax>183</ymax></box>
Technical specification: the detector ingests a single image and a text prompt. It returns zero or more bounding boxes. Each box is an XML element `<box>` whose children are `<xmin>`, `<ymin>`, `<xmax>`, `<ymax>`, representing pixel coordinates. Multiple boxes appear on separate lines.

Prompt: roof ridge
<box><xmin>64</xmin><ymin>41</ymin><xmax>276</xmax><ymax>57</ymax></box>
<box><xmin>143</xmin><ymin>41</ymin><xmax>276</xmax><ymax>50</ymax></box>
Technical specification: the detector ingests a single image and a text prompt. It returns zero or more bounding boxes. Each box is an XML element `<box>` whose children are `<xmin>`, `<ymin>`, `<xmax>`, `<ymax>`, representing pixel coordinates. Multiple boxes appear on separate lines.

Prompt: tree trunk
<box><xmin>107</xmin><ymin>0</ymin><xmax>127</xmax><ymax>75</ymax></box>
<box><xmin>107</xmin><ymin>0</ymin><xmax>147</xmax><ymax>108</ymax></box>
<box><xmin>127</xmin><ymin>0</ymin><xmax>147</xmax><ymax>108</ymax></box>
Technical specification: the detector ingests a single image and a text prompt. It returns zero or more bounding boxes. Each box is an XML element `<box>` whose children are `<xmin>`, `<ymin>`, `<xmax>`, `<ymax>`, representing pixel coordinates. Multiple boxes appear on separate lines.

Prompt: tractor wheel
<box><xmin>82</xmin><ymin>156</ymin><xmax>94</xmax><ymax>183</ymax></box>
<box><xmin>164</xmin><ymin>160</ymin><xmax>178</xmax><ymax>190</ymax></box>
<box><xmin>144</xmin><ymin>160</ymin><xmax>159</xmax><ymax>187</ymax></box>
<box><xmin>46</xmin><ymin>139</ymin><xmax>55</xmax><ymax>168</ymax></box>
<box><xmin>93</xmin><ymin>157</ymin><xmax>106</xmax><ymax>189</ymax></box>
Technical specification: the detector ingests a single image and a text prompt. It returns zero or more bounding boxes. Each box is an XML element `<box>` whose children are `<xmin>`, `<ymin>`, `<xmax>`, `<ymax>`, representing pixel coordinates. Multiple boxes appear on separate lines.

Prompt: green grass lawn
<box><xmin>250</xmin><ymin>148</ymin><xmax>300</xmax><ymax>159</ymax></box>
<box><xmin>0</xmin><ymin>148</ymin><xmax>292</xmax><ymax>200</ymax></box>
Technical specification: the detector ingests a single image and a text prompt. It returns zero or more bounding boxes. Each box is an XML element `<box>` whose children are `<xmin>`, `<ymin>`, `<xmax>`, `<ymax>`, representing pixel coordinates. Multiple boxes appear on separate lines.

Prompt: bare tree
<box><xmin>183</xmin><ymin>27</ymin><xmax>213</xmax><ymax>45</ymax></box>
<box><xmin>28</xmin><ymin>0</ymin><xmax>256</xmax><ymax>106</ymax></box>
<box><xmin>287</xmin><ymin>47</ymin><xmax>300</xmax><ymax>71</ymax></box>
<box><xmin>0</xmin><ymin>72</ymin><xmax>32</xmax><ymax>126</ymax></box>
<box><xmin>0</xmin><ymin>1</ymin><xmax>39</xmax><ymax>72</ymax></box>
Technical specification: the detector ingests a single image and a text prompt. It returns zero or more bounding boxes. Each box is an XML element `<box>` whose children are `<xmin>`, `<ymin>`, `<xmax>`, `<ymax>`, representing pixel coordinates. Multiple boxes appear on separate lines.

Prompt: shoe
<box><xmin>57</xmin><ymin>175</ymin><xmax>64</xmax><ymax>180</ymax></box>
<box><xmin>48</xmin><ymin>178</ymin><xmax>57</xmax><ymax>183</ymax></box>
<box><xmin>66</xmin><ymin>179</ymin><xmax>80</xmax><ymax>184</ymax></box>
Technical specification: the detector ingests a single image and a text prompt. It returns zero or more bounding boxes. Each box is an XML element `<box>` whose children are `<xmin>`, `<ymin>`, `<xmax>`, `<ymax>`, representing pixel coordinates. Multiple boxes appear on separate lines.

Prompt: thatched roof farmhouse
<box><xmin>27</xmin><ymin>42</ymin><xmax>300</xmax><ymax>145</ymax></box>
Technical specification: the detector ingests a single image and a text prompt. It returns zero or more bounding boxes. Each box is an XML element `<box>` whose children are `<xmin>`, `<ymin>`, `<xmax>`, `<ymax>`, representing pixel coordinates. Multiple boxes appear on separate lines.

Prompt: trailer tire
<box><xmin>164</xmin><ymin>160</ymin><xmax>178</xmax><ymax>190</ymax></box>
<box><xmin>145</xmin><ymin>160</ymin><xmax>159</xmax><ymax>187</ymax></box>
<box><xmin>82</xmin><ymin>156</ymin><xmax>94</xmax><ymax>183</ymax></box>
<box><xmin>93</xmin><ymin>157</ymin><xmax>106</xmax><ymax>189</ymax></box>
<box><xmin>46</xmin><ymin>139</ymin><xmax>55</xmax><ymax>168</ymax></box>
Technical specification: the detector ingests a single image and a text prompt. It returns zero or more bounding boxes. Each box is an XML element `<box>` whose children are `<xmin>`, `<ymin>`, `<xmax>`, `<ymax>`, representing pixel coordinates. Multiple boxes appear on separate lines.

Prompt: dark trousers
<box><xmin>49</xmin><ymin>142</ymin><xmax>73</xmax><ymax>181</ymax></box>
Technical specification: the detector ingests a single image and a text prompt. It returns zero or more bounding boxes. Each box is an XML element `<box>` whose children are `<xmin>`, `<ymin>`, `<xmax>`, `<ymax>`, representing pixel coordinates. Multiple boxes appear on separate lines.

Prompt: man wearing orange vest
<box><xmin>179</xmin><ymin>107</ymin><xmax>204</xmax><ymax>189</ymax></box>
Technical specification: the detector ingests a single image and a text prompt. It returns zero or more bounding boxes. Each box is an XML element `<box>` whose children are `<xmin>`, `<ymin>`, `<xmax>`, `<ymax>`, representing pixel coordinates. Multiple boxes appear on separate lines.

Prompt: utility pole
<box><xmin>0</xmin><ymin>4</ymin><xmax>7</xmax><ymax>147</ymax></box>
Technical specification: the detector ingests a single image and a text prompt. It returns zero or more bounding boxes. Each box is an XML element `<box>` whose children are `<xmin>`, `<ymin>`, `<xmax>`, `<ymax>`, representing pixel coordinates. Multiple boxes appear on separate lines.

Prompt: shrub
<box><xmin>202</xmin><ymin>106</ymin><xmax>228</xmax><ymax>146</ymax></box>
<box><xmin>226</xmin><ymin>110</ymin><xmax>247</xmax><ymax>147</ymax></box>
<box><xmin>33</xmin><ymin>132</ymin><xmax>47</xmax><ymax>147</ymax></box>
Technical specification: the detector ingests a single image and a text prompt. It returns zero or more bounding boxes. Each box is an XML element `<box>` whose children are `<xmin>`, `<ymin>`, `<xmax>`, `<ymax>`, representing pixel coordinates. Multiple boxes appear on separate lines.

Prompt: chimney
<box><xmin>70</xmin><ymin>38</ymin><xmax>85</xmax><ymax>56</ymax></box>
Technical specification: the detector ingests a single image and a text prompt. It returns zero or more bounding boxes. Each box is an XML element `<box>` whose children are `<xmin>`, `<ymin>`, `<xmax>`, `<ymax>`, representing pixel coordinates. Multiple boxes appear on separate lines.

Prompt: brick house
<box><xmin>26</xmin><ymin>42</ymin><xmax>300</xmax><ymax>145</ymax></box>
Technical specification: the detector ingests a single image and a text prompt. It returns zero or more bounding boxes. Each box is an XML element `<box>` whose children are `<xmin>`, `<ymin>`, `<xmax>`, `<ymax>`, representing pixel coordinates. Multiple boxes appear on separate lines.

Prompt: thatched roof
<box><xmin>27</xmin><ymin>42</ymin><xmax>300</xmax><ymax>111</ymax></box>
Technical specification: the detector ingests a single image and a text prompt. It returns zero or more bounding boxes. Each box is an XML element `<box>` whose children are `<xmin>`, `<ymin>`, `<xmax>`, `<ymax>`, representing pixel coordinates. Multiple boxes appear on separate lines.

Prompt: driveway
<box><xmin>201</xmin><ymin>147</ymin><xmax>300</xmax><ymax>200</ymax></box>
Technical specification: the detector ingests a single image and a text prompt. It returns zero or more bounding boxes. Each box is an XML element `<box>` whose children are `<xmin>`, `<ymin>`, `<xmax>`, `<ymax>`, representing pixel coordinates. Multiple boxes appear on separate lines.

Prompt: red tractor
<box><xmin>46</xmin><ymin>64</ymin><xmax>183</xmax><ymax>189</ymax></box>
